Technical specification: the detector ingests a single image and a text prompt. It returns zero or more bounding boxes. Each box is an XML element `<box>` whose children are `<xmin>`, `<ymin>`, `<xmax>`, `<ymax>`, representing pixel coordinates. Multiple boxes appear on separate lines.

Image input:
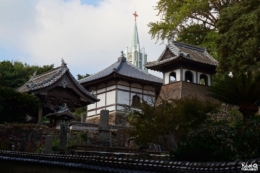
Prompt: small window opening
<box><xmin>169</xmin><ymin>72</ymin><xmax>176</xmax><ymax>83</ymax></box>
<box><xmin>185</xmin><ymin>71</ymin><xmax>193</xmax><ymax>83</ymax></box>
<box><xmin>132</xmin><ymin>95</ymin><xmax>141</xmax><ymax>107</ymax></box>
<box><xmin>200</xmin><ymin>74</ymin><xmax>208</xmax><ymax>86</ymax></box>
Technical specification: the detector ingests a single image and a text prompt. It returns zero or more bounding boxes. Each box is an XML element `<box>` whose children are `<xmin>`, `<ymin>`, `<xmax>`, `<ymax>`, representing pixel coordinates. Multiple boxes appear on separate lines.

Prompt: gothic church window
<box><xmin>132</xmin><ymin>95</ymin><xmax>141</xmax><ymax>107</ymax></box>
<box><xmin>185</xmin><ymin>71</ymin><xmax>193</xmax><ymax>82</ymax></box>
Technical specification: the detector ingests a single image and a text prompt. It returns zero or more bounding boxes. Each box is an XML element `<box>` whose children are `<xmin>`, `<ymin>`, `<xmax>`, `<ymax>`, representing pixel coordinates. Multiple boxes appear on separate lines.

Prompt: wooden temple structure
<box><xmin>17</xmin><ymin>59</ymin><xmax>99</xmax><ymax>123</ymax></box>
<box><xmin>145</xmin><ymin>41</ymin><xmax>218</xmax><ymax>101</ymax></box>
<box><xmin>79</xmin><ymin>52</ymin><xmax>162</xmax><ymax>125</ymax></box>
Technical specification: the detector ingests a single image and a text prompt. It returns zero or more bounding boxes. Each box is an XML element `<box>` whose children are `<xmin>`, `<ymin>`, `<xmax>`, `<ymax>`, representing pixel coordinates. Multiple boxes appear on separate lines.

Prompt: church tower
<box><xmin>124</xmin><ymin>11</ymin><xmax>148</xmax><ymax>72</ymax></box>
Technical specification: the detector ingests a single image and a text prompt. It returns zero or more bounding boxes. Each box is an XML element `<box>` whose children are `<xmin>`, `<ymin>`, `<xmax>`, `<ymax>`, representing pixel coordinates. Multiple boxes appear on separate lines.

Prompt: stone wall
<box><xmin>0</xmin><ymin>124</ymin><xmax>84</xmax><ymax>152</ymax></box>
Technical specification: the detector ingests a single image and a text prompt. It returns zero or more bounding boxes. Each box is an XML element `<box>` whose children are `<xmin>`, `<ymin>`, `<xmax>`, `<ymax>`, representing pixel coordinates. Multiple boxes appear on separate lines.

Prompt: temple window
<box><xmin>169</xmin><ymin>72</ymin><xmax>176</xmax><ymax>83</ymax></box>
<box><xmin>132</xmin><ymin>95</ymin><xmax>141</xmax><ymax>107</ymax></box>
<box><xmin>185</xmin><ymin>71</ymin><xmax>193</xmax><ymax>82</ymax></box>
<box><xmin>200</xmin><ymin>74</ymin><xmax>208</xmax><ymax>86</ymax></box>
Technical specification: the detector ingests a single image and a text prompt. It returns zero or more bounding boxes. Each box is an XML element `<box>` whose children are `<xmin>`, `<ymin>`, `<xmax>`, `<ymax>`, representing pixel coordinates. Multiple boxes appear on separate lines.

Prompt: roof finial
<box><xmin>33</xmin><ymin>70</ymin><xmax>37</xmax><ymax>76</ymax></box>
<box><xmin>61</xmin><ymin>58</ymin><xmax>67</xmax><ymax>66</ymax></box>
<box><xmin>121</xmin><ymin>51</ymin><xmax>124</xmax><ymax>57</ymax></box>
<box><xmin>133</xmin><ymin>11</ymin><xmax>138</xmax><ymax>22</ymax></box>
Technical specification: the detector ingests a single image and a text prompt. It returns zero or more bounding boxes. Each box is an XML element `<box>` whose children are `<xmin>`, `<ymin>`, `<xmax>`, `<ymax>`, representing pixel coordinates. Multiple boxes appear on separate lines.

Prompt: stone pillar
<box><xmin>38</xmin><ymin>107</ymin><xmax>43</xmax><ymax>124</ymax></box>
<box><xmin>98</xmin><ymin>110</ymin><xmax>110</xmax><ymax>146</ymax></box>
<box><xmin>81</xmin><ymin>114</ymin><xmax>86</xmax><ymax>122</ymax></box>
<box><xmin>60</xmin><ymin>122</ymin><xmax>67</xmax><ymax>150</ymax></box>
<box><xmin>45</xmin><ymin>135</ymin><xmax>53</xmax><ymax>154</ymax></box>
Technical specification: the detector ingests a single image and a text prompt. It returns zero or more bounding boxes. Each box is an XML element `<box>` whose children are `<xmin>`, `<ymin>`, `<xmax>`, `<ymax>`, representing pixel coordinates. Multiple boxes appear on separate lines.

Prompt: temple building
<box><xmin>145</xmin><ymin>41</ymin><xmax>218</xmax><ymax>101</ymax></box>
<box><xmin>79</xmin><ymin>52</ymin><xmax>162</xmax><ymax>125</ymax></box>
<box><xmin>17</xmin><ymin>59</ymin><xmax>99</xmax><ymax>123</ymax></box>
<box><xmin>124</xmin><ymin>11</ymin><xmax>147</xmax><ymax>72</ymax></box>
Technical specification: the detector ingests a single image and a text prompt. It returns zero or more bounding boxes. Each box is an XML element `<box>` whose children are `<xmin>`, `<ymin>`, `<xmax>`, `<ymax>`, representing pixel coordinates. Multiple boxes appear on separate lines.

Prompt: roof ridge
<box><xmin>78</xmin><ymin>60</ymin><xmax>120</xmax><ymax>83</ymax></box>
<box><xmin>125</xmin><ymin>61</ymin><xmax>162</xmax><ymax>81</ymax></box>
<box><xmin>32</xmin><ymin>67</ymin><xmax>60</xmax><ymax>79</ymax></box>
<box><xmin>31</xmin><ymin>67</ymin><xmax>67</xmax><ymax>88</ymax></box>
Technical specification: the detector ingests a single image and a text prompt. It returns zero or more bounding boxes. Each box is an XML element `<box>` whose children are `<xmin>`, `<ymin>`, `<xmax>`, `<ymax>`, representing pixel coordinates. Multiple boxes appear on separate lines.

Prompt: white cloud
<box><xmin>0</xmin><ymin>0</ymin><xmax>164</xmax><ymax>78</ymax></box>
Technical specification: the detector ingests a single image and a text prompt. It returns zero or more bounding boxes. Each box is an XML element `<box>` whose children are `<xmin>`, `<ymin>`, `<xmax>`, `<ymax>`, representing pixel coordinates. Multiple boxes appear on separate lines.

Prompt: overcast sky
<box><xmin>0</xmin><ymin>0</ymin><xmax>165</xmax><ymax>78</ymax></box>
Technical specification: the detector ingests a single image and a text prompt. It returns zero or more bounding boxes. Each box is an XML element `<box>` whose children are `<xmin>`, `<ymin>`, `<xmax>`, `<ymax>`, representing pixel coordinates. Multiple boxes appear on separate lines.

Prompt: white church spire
<box><xmin>124</xmin><ymin>11</ymin><xmax>148</xmax><ymax>72</ymax></box>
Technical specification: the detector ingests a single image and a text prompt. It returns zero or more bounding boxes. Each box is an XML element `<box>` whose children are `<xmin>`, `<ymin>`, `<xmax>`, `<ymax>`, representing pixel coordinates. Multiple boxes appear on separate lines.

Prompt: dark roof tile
<box><xmin>79</xmin><ymin>56</ymin><xmax>162</xmax><ymax>84</ymax></box>
<box><xmin>146</xmin><ymin>41</ymin><xmax>218</xmax><ymax>68</ymax></box>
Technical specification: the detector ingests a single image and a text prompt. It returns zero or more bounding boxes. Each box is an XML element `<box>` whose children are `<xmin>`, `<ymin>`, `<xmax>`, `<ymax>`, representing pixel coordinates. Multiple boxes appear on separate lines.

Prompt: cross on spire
<box><xmin>133</xmin><ymin>11</ymin><xmax>138</xmax><ymax>22</ymax></box>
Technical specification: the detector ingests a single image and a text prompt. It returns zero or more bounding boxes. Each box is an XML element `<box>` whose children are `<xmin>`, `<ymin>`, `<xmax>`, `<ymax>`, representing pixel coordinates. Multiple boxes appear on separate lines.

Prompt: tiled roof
<box><xmin>46</xmin><ymin>104</ymin><xmax>76</xmax><ymax>120</ymax></box>
<box><xmin>79</xmin><ymin>54</ymin><xmax>162</xmax><ymax>84</ymax></box>
<box><xmin>17</xmin><ymin>60</ymin><xmax>98</xmax><ymax>101</ymax></box>
<box><xmin>146</xmin><ymin>41</ymin><xmax>218</xmax><ymax>68</ymax></box>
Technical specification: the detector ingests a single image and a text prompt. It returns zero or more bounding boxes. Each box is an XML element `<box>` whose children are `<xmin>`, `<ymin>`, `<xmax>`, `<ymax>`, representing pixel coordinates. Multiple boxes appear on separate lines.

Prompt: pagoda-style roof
<box><xmin>145</xmin><ymin>41</ymin><xmax>218</xmax><ymax>72</ymax></box>
<box><xmin>46</xmin><ymin>104</ymin><xmax>76</xmax><ymax>120</ymax></box>
<box><xmin>79</xmin><ymin>52</ymin><xmax>162</xmax><ymax>86</ymax></box>
<box><xmin>17</xmin><ymin>59</ymin><xmax>98</xmax><ymax>102</ymax></box>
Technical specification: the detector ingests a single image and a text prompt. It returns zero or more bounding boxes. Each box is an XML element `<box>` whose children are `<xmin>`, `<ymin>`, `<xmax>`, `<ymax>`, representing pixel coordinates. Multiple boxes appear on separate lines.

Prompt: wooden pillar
<box><xmin>180</xmin><ymin>67</ymin><xmax>183</xmax><ymax>81</ymax></box>
<box><xmin>38</xmin><ymin>107</ymin><xmax>43</xmax><ymax>124</ymax></box>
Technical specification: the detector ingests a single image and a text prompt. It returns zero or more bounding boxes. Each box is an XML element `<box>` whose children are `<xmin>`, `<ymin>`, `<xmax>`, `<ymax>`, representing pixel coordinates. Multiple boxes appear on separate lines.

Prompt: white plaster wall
<box><xmin>106</xmin><ymin>91</ymin><xmax>116</xmax><ymax>105</ymax></box>
<box><xmin>183</xmin><ymin>69</ymin><xmax>196</xmax><ymax>83</ymax></box>
<box><xmin>97</xmin><ymin>88</ymin><xmax>106</xmax><ymax>93</ymax></box>
<box><xmin>106</xmin><ymin>105</ymin><xmax>115</xmax><ymax>111</ymax></box>
<box><xmin>143</xmin><ymin>90</ymin><xmax>154</xmax><ymax>95</ymax></box>
<box><xmin>131</xmin><ymin>88</ymin><xmax>142</xmax><ymax>93</ymax></box>
<box><xmin>88</xmin><ymin>102</ymin><xmax>96</xmax><ymax>110</ymax></box>
<box><xmin>165</xmin><ymin>71</ymin><xmax>170</xmax><ymax>84</ymax></box>
<box><xmin>118</xmin><ymin>85</ymin><xmax>130</xmax><ymax>90</ymax></box>
<box><xmin>117</xmin><ymin>90</ymin><xmax>130</xmax><ymax>105</ymax></box>
<box><xmin>164</xmin><ymin>69</ymin><xmax>181</xmax><ymax>84</ymax></box>
<box><xmin>175</xmin><ymin>69</ymin><xmax>181</xmax><ymax>81</ymax></box>
<box><xmin>117</xmin><ymin>105</ymin><xmax>125</xmax><ymax>111</ymax></box>
<box><xmin>143</xmin><ymin>95</ymin><xmax>155</xmax><ymax>105</ymax></box>
<box><xmin>97</xmin><ymin>93</ymin><xmax>105</xmax><ymax>108</ymax></box>
<box><xmin>107</xmin><ymin>85</ymin><xmax>116</xmax><ymax>90</ymax></box>
<box><xmin>88</xmin><ymin>110</ymin><xmax>96</xmax><ymax>116</ymax></box>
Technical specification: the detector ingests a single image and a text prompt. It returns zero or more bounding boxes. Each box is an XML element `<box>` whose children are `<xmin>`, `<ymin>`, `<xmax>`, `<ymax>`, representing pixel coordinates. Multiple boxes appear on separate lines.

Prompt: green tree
<box><xmin>208</xmin><ymin>71</ymin><xmax>260</xmax><ymax>120</ymax></box>
<box><xmin>0</xmin><ymin>60</ymin><xmax>53</xmax><ymax>88</ymax></box>
<box><xmin>173</xmin><ymin>118</ymin><xmax>260</xmax><ymax>162</ymax></box>
<box><xmin>0</xmin><ymin>87</ymin><xmax>40</xmax><ymax>123</ymax></box>
<box><xmin>127</xmin><ymin>96</ymin><xmax>219</xmax><ymax>150</ymax></box>
<box><xmin>148</xmin><ymin>0</ymin><xmax>239</xmax><ymax>57</ymax></box>
<box><xmin>77</xmin><ymin>73</ymin><xmax>90</xmax><ymax>80</ymax></box>
<box><xmin>216</xmin><ymin>0</ymin><xmax>260</xmax><ymax>74</ymax></box>
<box><xmin>73</xmin><ymin>73</ymin><xmax>91</xmax><ymax>120</ymax></box>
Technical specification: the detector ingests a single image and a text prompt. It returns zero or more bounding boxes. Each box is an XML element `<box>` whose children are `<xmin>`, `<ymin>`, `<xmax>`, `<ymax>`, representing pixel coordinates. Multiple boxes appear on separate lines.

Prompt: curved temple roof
<box><xmin>145</xmin><ymin>41</ymin><xmax>218</xmax><ymax>69</ymax></box>
<box><xmin>17</xmin><ymin>60</ymin><xmax>98</xmax><ymax>102</ymax></box>
<box><xmin>79</xmin><ymin>52</ymin><xmax>162</xmax><ymax>85</ymax></box>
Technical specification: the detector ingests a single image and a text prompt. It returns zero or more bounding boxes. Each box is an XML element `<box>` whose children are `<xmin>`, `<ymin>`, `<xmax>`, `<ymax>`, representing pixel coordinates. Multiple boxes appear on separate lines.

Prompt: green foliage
<box><xmin>173</xmin><ymin>118</ymin><xmax>260</xmax><ymax>161</ymax></box>
<box><xmin>128</xmin><ymin>96</ymin><xmax>219</xmax><ymax>150</ymax></box>
<box><xmin>78</xmin><ymin>131</ymin><xmax>88</xmax><ymax>142</ymax></box>
<box><xmin>0</xmin><ymin>87</ymin><xmax>40</xmax><ymax>123</ymax></box>
<box><xmin>77</xmin><ymin>73</ymin><xmax>90</xmax><ymax>80</ymax></box>
<box><xmin>0</xmin><ymin>60</ymin><xmax>53</xmax><ymax>88</ymax></box>
<box><xmin>208</xmin><ymin>71</ymin><xmax>260</xmax><ymax>120</ymax></box>
<box><xmin>216</xmin><ymin>0</ymin><xmax>260</xmax><ymax>74</ymax></box>
<box><xmin>73</xmin><ymin>106</ymin><xmax>86</xmax><ymax>121</ymax></box>
<box><xmin>148</xmin><ymin>0</ymin><xmax>239</xmax><ymax>57</ymax></box>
